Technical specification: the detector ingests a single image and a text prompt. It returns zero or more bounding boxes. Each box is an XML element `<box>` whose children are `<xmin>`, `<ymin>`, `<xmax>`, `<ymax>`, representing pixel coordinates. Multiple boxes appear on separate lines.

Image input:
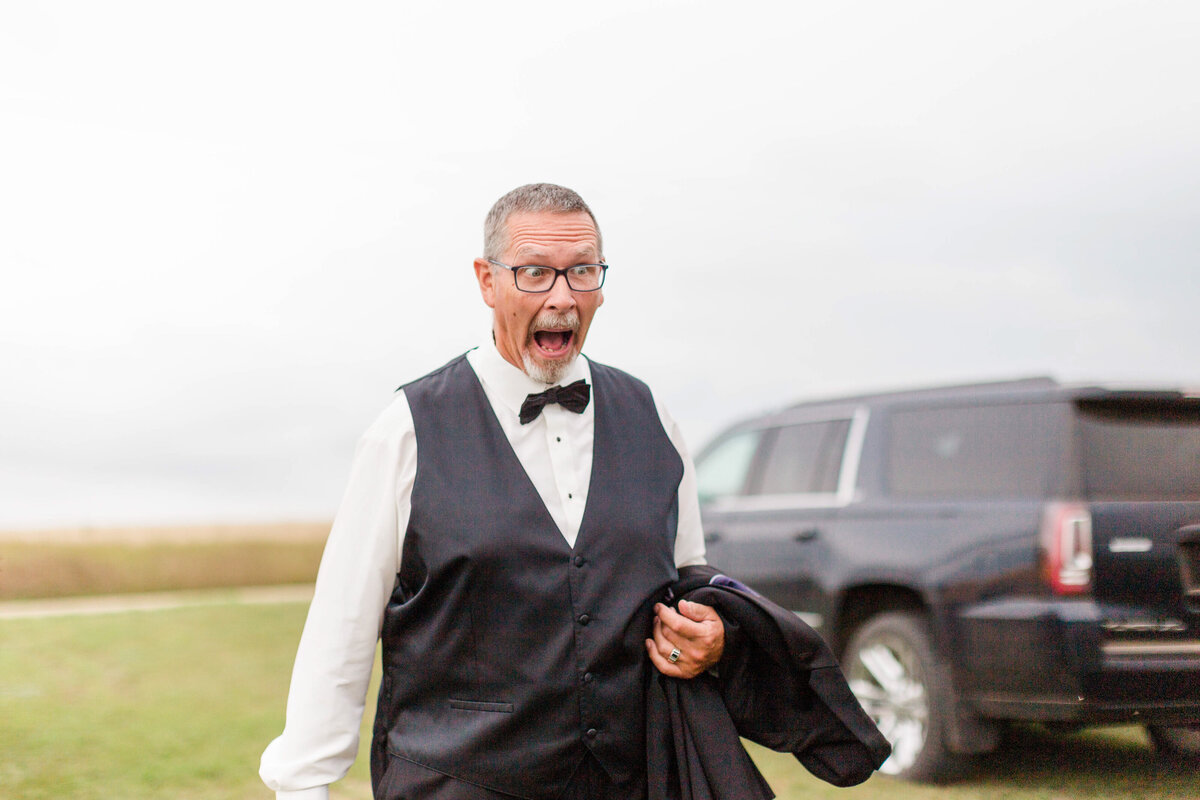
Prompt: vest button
<box><xmin>573</xmin><ymin>556</ymin><xmax>585</xmax><ymax>567</ymax></box>
<box><xmin>586</xmin><ymin>728</ymin><xmax>598</xmax><ymax>739</ymax></box>
<box><xmin>583</xmin><ymin>672</ymin><xmax>594</xmax><ymax>684</ymax></box>
<box><xmin>578</xmin><ymin>614</ymin><xmax>590</xmax><ymax>626</ymax></box>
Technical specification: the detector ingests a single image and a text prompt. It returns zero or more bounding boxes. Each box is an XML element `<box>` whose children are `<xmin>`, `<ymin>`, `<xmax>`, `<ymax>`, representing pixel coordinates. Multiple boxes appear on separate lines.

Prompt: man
<box><xmin>261</xmin><ymin>184</ymin><xmax>724</xmax><ymax>800</ymax></box>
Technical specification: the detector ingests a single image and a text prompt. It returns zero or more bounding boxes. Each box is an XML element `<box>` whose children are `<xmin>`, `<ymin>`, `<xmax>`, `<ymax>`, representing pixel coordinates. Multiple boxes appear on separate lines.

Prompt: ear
<box><xmin>473</xmin><ymin>258</ymin><xmax>497</xmax><ymax>309</ymax></box>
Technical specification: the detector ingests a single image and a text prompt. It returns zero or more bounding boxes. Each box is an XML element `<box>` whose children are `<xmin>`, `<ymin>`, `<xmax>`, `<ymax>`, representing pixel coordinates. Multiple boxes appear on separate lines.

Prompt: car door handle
<box><xmin>704</xmin><ymin>531</ymin><xmax>721</xmax><ymax>544</ymax></box>
<box><xmin>794</xmin><ymin>528</ymin><xmax>820</xmax><ymax>542</ymax></box>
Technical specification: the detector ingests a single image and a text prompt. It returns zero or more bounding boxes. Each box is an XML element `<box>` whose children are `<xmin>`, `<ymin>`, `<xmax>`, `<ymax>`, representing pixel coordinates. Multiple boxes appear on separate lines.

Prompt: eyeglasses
<box><xmin>486</xmin><ymin>259</ymin><xmax>608</xmax><ymax>293</ymax></box>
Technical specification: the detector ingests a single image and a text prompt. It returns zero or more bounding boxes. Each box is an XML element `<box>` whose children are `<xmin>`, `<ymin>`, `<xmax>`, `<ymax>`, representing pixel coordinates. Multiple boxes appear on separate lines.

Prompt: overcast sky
<box><xmin>2</xmin><ymin>1</ymin><xmax>1198</xmax><ymax>529</ymax></box>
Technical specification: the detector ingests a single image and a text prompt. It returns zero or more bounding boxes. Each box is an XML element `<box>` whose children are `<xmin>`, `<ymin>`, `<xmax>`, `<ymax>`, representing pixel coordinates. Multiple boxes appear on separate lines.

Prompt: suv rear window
<box><xmin>886</xmin><ymin>403</ymin><xmax>1057</xmax><ymax>499</ymax></box>
<box><xmin>752</xmin><ymin>419</ymin><xmax>851</xmax><ymax>495</ymax></box>
<box><xmin>1076</xmin><ymin>400</ymin><xmax>1200</xmax><ymax>500</ymax></box>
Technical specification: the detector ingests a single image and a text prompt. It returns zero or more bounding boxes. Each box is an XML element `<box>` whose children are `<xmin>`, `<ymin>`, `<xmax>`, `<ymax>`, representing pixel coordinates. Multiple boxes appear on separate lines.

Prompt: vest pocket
<box><xmin>448</xmin><ymin>699</ymin><xmax>514</xmax><ymax>713</ymax></box>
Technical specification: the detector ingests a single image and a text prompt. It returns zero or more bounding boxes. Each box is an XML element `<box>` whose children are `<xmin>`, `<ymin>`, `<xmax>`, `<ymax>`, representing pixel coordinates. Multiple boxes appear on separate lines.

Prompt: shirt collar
<box><xmin>470</xmin><ymin>341</ymin><xmax>591</xmax><ymax>418</ymax></box>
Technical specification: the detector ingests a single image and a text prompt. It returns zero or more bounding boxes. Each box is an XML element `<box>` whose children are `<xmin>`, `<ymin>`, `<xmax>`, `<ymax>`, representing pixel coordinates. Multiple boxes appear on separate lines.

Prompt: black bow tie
<box><xmin>520</xmin><ymin>379</ymin><xmax>591</xmax><ymax>424</ymax></box>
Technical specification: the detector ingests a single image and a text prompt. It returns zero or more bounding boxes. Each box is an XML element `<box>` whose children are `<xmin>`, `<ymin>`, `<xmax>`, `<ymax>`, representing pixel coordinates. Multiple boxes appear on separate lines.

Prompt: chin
<box><xmin>522</xmin><ymin>351</ymin><xmax>577</xmax><ymax>385</ymax></box>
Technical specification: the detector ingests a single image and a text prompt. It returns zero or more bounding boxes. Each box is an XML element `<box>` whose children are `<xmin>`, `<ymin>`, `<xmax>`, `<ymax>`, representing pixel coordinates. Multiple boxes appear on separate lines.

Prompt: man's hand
<box><xmin>645</xmin><ymin>599</ymin><xmax>725</xmax><ymax>679</ymax></box>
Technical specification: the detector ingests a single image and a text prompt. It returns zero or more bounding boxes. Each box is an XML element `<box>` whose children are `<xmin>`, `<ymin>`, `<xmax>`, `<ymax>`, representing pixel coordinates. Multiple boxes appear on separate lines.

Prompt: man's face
<box><xmin>474</xmin><ymin>210</ymin><xmax>604</xmax><ymax>384</ymax></box>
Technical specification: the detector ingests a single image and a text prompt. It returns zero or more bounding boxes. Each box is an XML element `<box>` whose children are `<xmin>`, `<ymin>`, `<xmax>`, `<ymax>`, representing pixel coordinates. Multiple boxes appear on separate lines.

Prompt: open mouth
<box><xmin>532</xmin><ymin>329</ymin><xmax>575</xmax><ymax>358</ymax></box>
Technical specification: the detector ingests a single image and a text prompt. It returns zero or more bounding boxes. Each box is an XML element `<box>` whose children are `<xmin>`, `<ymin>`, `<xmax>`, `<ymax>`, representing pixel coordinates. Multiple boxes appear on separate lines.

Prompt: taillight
<box><xmin>1040</xmin><ymin>502</ymin><xmax>1093</xmax><ymax>595</ymax></box>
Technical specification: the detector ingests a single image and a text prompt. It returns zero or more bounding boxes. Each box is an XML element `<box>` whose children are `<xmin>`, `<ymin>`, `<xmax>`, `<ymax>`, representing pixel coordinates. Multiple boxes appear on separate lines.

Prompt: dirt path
<box><xmin>0</xmin><ymin>584</ymin><xmax>314</xmax><ymax>620</ymax></box>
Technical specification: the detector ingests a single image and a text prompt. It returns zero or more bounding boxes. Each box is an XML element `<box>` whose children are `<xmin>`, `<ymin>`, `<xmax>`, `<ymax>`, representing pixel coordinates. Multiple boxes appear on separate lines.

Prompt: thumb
<box><xmin>677</xmin><ymin>598</ymin><xmax>717</xmax><ymax>622</ymax></box>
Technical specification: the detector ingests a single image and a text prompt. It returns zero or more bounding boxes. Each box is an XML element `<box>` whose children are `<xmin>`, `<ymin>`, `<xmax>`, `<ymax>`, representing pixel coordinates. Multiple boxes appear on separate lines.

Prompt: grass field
<box><xmin>2</xmin><ymin>599</ymin><xmax>1198</xmax><ymax>800</ymax></box>
<box><xmin>0</xmin><ymin>523</ymin><xmax>327</xmax><ymax>600</ymax></box>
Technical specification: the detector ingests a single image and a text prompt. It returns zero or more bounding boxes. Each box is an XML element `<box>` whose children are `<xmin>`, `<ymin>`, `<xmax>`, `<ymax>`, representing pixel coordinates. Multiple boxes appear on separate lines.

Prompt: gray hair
<box><xmin>483</xmin><ymin>183</ymin><xmax>603</xmax><ymax>261</ymax></box>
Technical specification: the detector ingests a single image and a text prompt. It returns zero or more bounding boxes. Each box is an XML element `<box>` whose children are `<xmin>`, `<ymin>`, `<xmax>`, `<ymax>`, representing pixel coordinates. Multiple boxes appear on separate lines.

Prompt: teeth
<box><xmin>534</xmin><ymin>330</ymin><xmax>571</xmax><ymax>353</ymax></box>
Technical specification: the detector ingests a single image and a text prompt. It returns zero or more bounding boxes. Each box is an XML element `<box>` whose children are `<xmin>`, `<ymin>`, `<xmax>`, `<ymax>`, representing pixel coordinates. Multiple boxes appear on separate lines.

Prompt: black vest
<box><xmin>371</xmin><ymin>354</ymin><xmax>683</xmax><ymax>800</ymax></box>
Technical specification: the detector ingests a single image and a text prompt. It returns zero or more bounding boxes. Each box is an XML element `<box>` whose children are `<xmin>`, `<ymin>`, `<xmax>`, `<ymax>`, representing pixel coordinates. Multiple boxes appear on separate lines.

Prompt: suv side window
<box><xmin>695</xmin><ymin>429</ymin><xmax>762</xmax><ymax>503</ymax></box>
<box><xmin>886</xmin><ymin>403</ymin><xmax>1055</xmax><ymax>499</ymax></box>
<box><xmin>752</xmin><ymin>419</ymin><xmax>852</xmax><ymax>495</ymax></box>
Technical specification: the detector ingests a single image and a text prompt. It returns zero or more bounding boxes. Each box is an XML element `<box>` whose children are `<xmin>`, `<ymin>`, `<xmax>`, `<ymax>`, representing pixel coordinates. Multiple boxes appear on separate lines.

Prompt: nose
<box><xmin>544</xmin><ymin>271</ymin><xmax>578</xmax><ymax>310</ymax></box>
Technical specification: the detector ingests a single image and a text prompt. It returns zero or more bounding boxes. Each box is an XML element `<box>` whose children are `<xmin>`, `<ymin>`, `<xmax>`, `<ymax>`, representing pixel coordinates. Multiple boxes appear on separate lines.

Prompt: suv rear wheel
<box><xmin>1147</xmin><ymin>724</ymin><xmax>1200</xmax><ymax>764</ymax></box>
<box><xmin>844</xmin><ymin>611</ymin><xmax>961</xmax><ymax>781</ymax></box>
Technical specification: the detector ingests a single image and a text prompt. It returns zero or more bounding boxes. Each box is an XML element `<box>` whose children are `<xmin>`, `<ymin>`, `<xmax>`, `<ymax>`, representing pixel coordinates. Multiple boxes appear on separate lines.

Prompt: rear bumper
<box><xmin>956</xmin><ymin>598</ymin><xmax>1200</xmax><ymax>724</ymax></box>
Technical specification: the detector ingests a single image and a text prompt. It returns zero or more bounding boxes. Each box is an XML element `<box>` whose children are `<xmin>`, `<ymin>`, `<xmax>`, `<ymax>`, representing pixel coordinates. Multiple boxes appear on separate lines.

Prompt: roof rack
<box><xmin>786</xmin><ymin>376</ymin><xmax>1059</xmax><ymax>409</ymax></box>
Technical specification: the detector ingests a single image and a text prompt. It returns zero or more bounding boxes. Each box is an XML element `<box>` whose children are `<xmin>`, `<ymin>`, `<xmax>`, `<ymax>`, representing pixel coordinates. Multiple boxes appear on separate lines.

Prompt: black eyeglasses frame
<box><xmin>485</xmin><ymin>259</ymin><xmax>608</xmax><ymax>293</ymax></box>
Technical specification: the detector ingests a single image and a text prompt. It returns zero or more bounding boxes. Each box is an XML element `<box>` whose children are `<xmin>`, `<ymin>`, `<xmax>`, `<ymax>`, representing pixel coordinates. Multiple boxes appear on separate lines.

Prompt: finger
<box><xmin>652</xmin><ymin>614</ymin><xmax>683</xmax><ymax>655</ymax></box>
<box><xmin>651</xmin><ymin>617</ymin><xmax>686</xmax><ymax>661</ymax></box>
<box><xmin>676</xmin><ymin>599</ymin><xmax>720</xmax><ymax>623</ymax></box>
<box><xmin>645</xmin><ymin>638</ymin><xmax>685</xmax><ymax>678</ymax></box>
<box><xmin>655</xmin><ymin>602</ymin><xmax>709</xmax><ymax>639</ymax></box>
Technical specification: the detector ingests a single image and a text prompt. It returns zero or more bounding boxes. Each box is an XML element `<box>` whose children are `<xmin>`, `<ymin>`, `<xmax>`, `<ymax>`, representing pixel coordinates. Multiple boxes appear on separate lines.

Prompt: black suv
<box><xmin>694</xmin><ymin>377</ymin><xmax>1200</xmax><ymax>780</ymax></box>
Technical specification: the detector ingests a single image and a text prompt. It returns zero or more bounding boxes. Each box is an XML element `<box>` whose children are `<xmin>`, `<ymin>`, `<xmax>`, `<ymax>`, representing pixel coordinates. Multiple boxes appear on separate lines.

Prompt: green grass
<box><xmin>749</xmin><ymin>727</ymin><xmax>1198</xmax><ymax>800</ymax></box>
<box><xmin>0</xmin><ymin>602</ymin><xmax>370</xmax><ymax>800</ymax></box>
<box><xmin>1</xmin><ymin>601</ymin><xmax>1197</xmax><ymax>799</ymax></box>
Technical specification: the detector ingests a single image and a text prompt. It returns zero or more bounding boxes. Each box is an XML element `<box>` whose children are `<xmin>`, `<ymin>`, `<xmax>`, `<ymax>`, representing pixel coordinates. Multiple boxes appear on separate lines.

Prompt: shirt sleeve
<box><xmin>259</xmin><ymin>392</ymin><xmax>417</xmax><ymax>799</ymax></box>
<box><xmin>652</xmin><ymin>393</ymin><xmax>707</xmax><ymax>569</ymax></box>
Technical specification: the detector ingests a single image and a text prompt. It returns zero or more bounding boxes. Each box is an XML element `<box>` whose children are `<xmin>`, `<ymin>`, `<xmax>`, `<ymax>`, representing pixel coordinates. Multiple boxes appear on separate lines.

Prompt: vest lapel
<box><xmin>572</xmin><ymin>366</ymin><xmax>609</xmax><ymax>553</ymax></box>
<box><xmin>465</xmin><ymin>364</ymin><xmax>570</xmax><ymax>550</ymax></box>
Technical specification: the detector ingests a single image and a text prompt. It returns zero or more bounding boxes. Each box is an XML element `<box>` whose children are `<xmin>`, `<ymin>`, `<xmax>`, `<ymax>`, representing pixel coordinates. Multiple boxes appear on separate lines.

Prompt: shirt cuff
<box><xmin>276</xmin><ymin>788</ymin><xmax>329</xmax><ymax>800</ymax></box>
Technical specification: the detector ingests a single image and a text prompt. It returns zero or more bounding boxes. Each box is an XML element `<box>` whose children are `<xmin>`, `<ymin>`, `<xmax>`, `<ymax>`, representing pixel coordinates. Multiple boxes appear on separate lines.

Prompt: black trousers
<box><xmin>374</xmin><ymin>752</ymin><xmax>638</xmax><ymax>800</ymax></box>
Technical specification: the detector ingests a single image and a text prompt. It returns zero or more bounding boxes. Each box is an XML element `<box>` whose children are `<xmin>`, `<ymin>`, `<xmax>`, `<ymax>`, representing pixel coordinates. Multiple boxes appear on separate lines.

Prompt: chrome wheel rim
<box><xmin>847</xmin><ymin>633</ymin><xmax>929</xmax><ymax>775</ymax></box>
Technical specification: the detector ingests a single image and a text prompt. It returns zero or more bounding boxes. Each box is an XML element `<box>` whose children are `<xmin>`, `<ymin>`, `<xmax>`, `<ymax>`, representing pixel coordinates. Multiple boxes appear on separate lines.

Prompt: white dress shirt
<box><xmin>259</xmin><ymin>345</ymin><xmax>707</xmax><ymax>799</ymax></box>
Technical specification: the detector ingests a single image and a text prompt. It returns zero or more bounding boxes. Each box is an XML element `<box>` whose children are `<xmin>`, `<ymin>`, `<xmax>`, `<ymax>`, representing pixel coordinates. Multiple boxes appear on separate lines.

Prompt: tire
<box><xmin>1147</xmin><ymin>724</ymin><xmax>1200</xmax><ymax>764</ymax></box>
<box><xmin>843</xmin><ymin>611</ymin><xmax>962</xmax><ymax>782</ymax></box>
